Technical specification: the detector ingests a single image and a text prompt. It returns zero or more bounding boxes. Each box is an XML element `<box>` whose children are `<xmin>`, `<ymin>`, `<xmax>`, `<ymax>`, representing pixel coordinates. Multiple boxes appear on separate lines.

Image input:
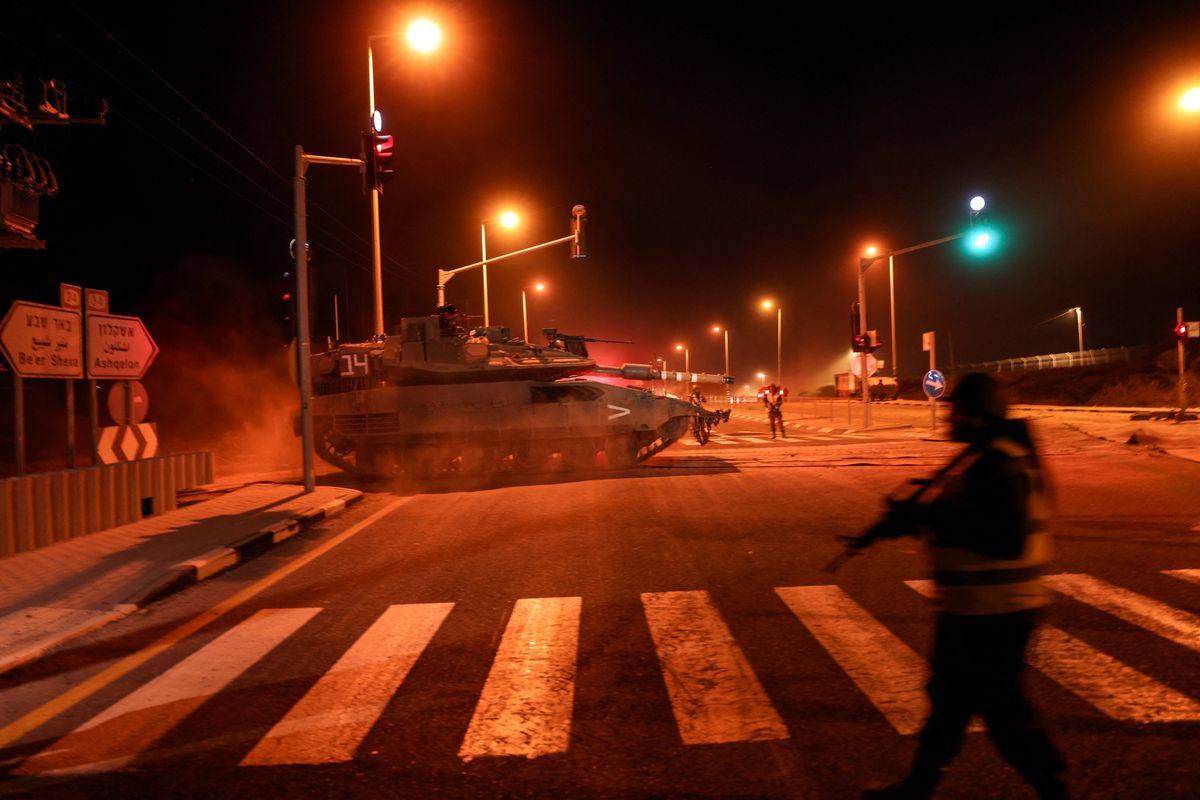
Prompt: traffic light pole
<box><xmin>437</xmin><ymin>206</ymin><xmax>586</xmax><ymax>308</ymax></box>
<box><xmin>857</xmin><ymin>260</ymin><xmax>871</xmax><ymax>428</ymax></box>
<box><xmin>1179</xmin><ymin>306</ymin><xmax>1188</xmax><ymax>418</ymax></box>
<box><xmin>293</xmin><ymin>145</ymin><xmax>365</xmax><ymax>493</ymax></box>
<box><xmin>858</xmin><ymin>231</ymin><xmax>968</xmax><ymax>429</ymax></box>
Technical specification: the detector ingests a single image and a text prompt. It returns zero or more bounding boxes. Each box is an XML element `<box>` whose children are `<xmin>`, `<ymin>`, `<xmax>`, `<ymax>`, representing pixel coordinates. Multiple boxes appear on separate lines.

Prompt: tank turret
<box><xmin>307</xmin><ymin>316</ymin><xmax>733</xmax><ymax>478</ymax></box>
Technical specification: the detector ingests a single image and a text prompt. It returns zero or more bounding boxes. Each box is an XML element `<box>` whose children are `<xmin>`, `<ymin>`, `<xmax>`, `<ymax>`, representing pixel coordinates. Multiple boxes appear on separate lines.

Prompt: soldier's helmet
<box><xmin>947</xmin><ymin>372</ymin><xmax>1008</xmax><ymax>420</ymax></box>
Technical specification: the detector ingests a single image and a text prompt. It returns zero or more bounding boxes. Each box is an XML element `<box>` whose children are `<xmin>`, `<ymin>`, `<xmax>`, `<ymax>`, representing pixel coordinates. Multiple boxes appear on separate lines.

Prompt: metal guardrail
<box><xmin>960</xmin><ymin>346</ymin><xmax>1153</xmax><ymax>373</ymax></box>
<box><xmin>0</xmin><ymin>451</ymin><xmax>214</xmax><ymax>558</ymax></box>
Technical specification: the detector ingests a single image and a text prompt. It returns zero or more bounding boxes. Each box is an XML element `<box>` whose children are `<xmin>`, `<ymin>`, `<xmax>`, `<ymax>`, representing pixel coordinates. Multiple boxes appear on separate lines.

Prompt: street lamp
<box><xmin>760</xmin><ymin>299</ymin><xmax>782</xmax><ymax>385</ymax></box>
<box><xmin>712</xmin><ymin>324</ymin><xmax>731</xmax><ymax>404</ymax></box>
<box><xmin>1180</xmin><ymin>87</ymin><xmax>1200</xmax><ymax>112</ymax></box>
<box><xmin>481</xmin><ymin>210</ymin><xmax>520</xmax><ymax>328</ymax></box>
<box><xmin>522</xmin><ymin>282</ymin><xmax>545</xmax><ymax>344</ymax></box>
<box><xmin>366</xmin><ymin>18</ymin><xmax>442</xmax><ymax>336</ymax></box>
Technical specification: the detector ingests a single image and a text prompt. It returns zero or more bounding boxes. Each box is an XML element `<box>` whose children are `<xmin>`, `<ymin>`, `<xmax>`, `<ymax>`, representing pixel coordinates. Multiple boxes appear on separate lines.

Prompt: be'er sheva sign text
<box><xmin>0</xmin><ymin>301</ymin><xmax>84</xmax><ymax>378</ymax></box>
<box><xmin>87</xmin><ymin>313</ymin><xmax>159</xmax><ymax>379</ymax></box>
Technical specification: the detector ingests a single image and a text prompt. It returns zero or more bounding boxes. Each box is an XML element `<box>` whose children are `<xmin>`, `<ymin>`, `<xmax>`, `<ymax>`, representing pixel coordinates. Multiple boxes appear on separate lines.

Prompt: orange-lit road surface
<box><xmin>3</xmin><ymin>416</ymin><xmax>1200</xmax><ymax>799</ymax></box>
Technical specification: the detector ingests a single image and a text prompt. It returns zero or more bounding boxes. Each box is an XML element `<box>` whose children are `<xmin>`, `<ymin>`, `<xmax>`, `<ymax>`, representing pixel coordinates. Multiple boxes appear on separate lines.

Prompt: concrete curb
<box><xmin>0</xmin><ymin>490</ymin><xmax>364</xmax><ymax>676</ymax></box>
<box><xmin>126</xmin><ymin>491</ymin><xmax>363</xmax><ymax>607</ymax></box>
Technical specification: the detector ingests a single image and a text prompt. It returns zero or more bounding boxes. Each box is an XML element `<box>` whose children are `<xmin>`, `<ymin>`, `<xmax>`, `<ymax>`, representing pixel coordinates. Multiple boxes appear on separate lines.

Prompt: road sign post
<box><xmin>1</xmin><ymin>301</ymin><xmax>85</xmax><ymax>475</ymax></box>
<box><xmin>923</xmin><ymin>331</ymin><xmax>940</xmax><ymax>431</ymax></box>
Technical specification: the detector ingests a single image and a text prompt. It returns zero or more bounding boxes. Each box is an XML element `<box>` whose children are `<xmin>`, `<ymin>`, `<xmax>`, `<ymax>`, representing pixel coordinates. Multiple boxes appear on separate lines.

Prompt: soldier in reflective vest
<box><xmin>865</xmin><ymin>372</ymin><xmax>1068</xmax><ymax>800</ymax></box>
<box><xmin>761</xmin><ymin>384</ymin><xmax>787</xmax><ymax>438</ymax></box>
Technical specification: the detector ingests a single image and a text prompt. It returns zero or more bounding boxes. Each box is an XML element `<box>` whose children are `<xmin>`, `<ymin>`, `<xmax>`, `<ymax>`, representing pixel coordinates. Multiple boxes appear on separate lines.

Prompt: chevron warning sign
<box><xmin>97</xmin><ymin>423</ymin><xmax>159</xmax><ymax>464</ymax></box>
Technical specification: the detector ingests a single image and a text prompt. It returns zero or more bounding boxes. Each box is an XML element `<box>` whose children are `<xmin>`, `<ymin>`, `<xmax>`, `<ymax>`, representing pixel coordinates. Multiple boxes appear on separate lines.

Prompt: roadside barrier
<box><xmin>0</xmin><ymin>451</ymin><xmax>213</xmax><ymax>558</ymax></box>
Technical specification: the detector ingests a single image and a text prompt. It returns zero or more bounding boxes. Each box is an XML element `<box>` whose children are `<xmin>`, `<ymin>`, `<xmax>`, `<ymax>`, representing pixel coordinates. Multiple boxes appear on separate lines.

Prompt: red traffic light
<box><xmin>1177</xmin><ymin>322</ymin><xmax>1190</xmax><ymax>341</ymax></box>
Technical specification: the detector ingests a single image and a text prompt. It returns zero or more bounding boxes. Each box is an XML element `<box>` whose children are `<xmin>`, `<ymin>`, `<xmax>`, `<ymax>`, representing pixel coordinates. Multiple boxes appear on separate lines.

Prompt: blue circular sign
<box><xmin>923</xmin><ymin>369</ymin><xmax>946</xmax><ymax>399</ymax></box>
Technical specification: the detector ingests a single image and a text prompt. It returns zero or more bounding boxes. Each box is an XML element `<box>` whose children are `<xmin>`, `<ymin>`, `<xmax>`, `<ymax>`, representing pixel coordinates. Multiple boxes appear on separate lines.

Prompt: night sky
<box><xmin>5</xmin><ymin>2</ymin><xmax>1200</xmax><ymax>394</ymax></box>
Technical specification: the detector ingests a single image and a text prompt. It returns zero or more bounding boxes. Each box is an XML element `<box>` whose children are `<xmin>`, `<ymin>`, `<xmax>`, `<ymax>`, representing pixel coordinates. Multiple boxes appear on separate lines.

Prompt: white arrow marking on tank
<box><xmin>607</xmin><ymin>404</ymin><xmax>631</xmax><ymax>419</ymax></box>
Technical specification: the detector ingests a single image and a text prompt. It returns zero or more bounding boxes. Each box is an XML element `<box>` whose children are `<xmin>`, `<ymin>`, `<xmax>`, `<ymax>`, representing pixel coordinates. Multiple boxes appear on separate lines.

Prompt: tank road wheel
<box><xmin>561</xmin><ymin>439</ymin><xmax>602</xmax><ymax>471</ymax></box>
<box><xmin>602</xmin><ymin>434</ymin><xmax>639</xmax><ymax>469</ymax></box>
<box><xmin>403</xmin><ymin>446</ymin><xmax>447</xmax><ymax>479</ymax></box>
<box><xmin>316</xmin><ymin>425</ymin><xmax>359</xmax><ymax>475</ymax></box>
<box><xmin>660</xmin><ymin>416</ymin><xmax>690</xmax><ymax>444</ymax></box>
<box><xmin>452</xmin><ymin>444</ymin><xmax>492</xmax><ymax>475</ymax></box>
<box><xmin>355</xmin><ymin>445</ymin><xmax>397</xmax><ymax>478</ymax></box>
<box><xmin>511</xmin><ymin>441</ymin><xmax>555</xmax><ymax>473</ymax></box>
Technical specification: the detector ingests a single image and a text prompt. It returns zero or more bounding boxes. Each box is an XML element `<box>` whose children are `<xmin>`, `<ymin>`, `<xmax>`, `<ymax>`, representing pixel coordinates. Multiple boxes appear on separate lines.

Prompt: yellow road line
<box><xmin>0</xmin><ymin>496</ymin><xmax>410</xmax><ymax>750</ymax></box>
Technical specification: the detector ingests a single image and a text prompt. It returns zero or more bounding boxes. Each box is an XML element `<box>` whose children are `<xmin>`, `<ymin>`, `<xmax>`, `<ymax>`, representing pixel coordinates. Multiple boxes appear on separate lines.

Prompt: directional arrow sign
<box><xmin>0</xmin><ymin>301</ymin><xmax>83</xmax><ymax>378</ymax></box>
<box><xmin>87</xmin><ymin>313</ymin><xmax>158</xmax><ymax>379</ymax></box>
<box><xmin>923</xmin><ymin>369</ymin><xmax>947</xmax><ymax>399</ymax></box>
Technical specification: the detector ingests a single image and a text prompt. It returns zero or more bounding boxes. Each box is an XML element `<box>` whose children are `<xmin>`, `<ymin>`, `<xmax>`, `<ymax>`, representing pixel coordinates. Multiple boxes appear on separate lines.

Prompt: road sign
<box><xmin>923</xmin><ymin>369</ymin><xmax>947</xmax><ymax>399</ymax></box>
<box><xmin>850</xmin><ymin>353</ymin><xmax>878</xmax><ymax>378</ymax></box>
<box><xmin>0</xmin><ymin>301</ymin><xmax>84</xmax><ymax>378</ymax></box>
<box><xmin>107</xmin><ymin>380</ymin><xmax>149</xmax><ymax>424</ymax></box>
<box><xmin>96</xmin><ymin>423</ymin><xmax>158</xmax><ymax>463</ymax></box>
<box><xmin>1187</xmin><ymin>321</ymin><xmax>1199</xmax><ymax>338</ymax></box>
<box><xmin>84</xmin><ymin>288</ymin><xmax>109</xmax><ymax>315</ymax></box>
<box><xmin>87</xmin><ymin>313</ymin><xmax>158</xmax><ymax>379</ymax></box>
<box><xmin>60</xmin><ymin>283</ymin><xmax>82</xmax><ymax>310</ymax></box>
<box><xmin>922</xmin><ymin>331</ymin><xmax>934</xmax><ymax>352</ymax></box>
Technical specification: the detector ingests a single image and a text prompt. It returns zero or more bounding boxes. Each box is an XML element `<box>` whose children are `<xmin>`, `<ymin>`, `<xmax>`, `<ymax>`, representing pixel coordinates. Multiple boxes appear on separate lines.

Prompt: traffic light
<box><xmin>1177</xmin><ymin>322</ymin><xmax>1190</xmax><ymax>342</ymax></box>
<box><xmin>373</xmin><ymin>132</ymin><xmax>395</xmax><ymax>189</ymax></box>
<box><xmin>361</xmin><ymin>130</ymin><xmax>396</xmax><ymax>193</ymax></box>
<box><xmin>966</xmin><ymin>196</ymin><xmax>999</xmax><ymax>257</ymax></box>
<box><xmin>279</xmin><ymin>269</ymin><xmax>295</xmax><ymax>340</ymax></box>
<box><xmin>570</xmin><ymin>204</ymin><xmax>587</xmax><ymax>258</ymax></box>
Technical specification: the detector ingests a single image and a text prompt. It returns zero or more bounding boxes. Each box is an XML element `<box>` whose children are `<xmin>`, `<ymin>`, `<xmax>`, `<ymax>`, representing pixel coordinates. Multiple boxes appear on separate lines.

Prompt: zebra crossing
<box><xmin>9</xmin><ymin>569</ymin><xmax>1200</xmax><ymax>775</ymax></box>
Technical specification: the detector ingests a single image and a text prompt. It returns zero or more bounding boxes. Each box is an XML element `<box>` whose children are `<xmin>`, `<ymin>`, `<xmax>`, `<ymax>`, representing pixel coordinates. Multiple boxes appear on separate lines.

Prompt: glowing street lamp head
<box><xmin>534</xmin><ymin>282</ymin><xmax>545</xmax><ymax>292</ymax></box>
<box><xmin>499</xmin><ymin>210</ymin><xmax>519</xmax><ymax>228</ymax></box>
<box><xmin>760</xmin><ymin>299</ymin><xmax>775</xmax><ymax>311</ymax></box>
<box><xmin>756</xmin><ymin>372</ymin><xmax>766</xmax><ymax>382</ymax></box>
<box><xmin>864</xmin><ymin>245</ymin><xmax>878</xmax><ymax>258</ymax></box>
<box><xmin>1181</xmin><ymin>87</ymin><xmax>1200</xmax><ymax>112</ymax></box>
<box><xmin>970</xmin><ymin>195</ymin><xmax>986</xmax><ymax>212</ymax></box>
<box><xmin>405</xmin><ymin>18</ymin><xmax>442</xmax><ymax>53</ymax></box>
<box><xmin>712</xmin><ymin>325</ymin><xmax>723</xmax><ymax>334</ymax></box>
<box><xmin>675</xmin><ymin>343</ymin><xmax>685</xmax><ymax>352</ymax></box>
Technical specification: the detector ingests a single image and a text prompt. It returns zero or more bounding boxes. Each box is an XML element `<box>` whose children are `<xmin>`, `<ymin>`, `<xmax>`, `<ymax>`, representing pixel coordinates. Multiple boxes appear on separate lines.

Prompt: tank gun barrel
<box><xmin>590</xmin><ymin>364</ymin><xmax>734</xmax><ymax>385</ymax></box>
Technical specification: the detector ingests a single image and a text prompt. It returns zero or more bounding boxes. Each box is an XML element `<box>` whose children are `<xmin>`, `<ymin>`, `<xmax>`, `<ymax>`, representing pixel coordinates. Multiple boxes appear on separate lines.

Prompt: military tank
<box><xmin>307</xmin><ymin>311</ymin><xmax>733</xmax><ymax>478</ymax></box>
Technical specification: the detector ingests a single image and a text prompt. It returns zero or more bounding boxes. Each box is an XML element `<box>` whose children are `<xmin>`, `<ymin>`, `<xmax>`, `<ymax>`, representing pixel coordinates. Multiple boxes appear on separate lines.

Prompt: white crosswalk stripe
<box><xmin>1045</xmin><ymin>573</ymin><xmax>1200</xmax><ymax>653</ymax></box>
<box><xmin>1164</xmin><ymin>568</ymin><xmax>1200</xmax><ymax>586</ymax></box>
<box><xmin>642</xmin><ymin>590</ymin><xmax>789</xmax><ymax>745</ymax></box>
<box><xmin>242</xmin><ymin>603</ymin><xmax>453</xmax><ymax>766</ymax></box>
<box><xmin>11</xmin><ymin>570</ymin><xmax>1200</xmax><ymax>775</ymax></box>
<box><xmin>776</xmin><ymin>585</ymin><xmax>929</xmax><ymax>735</ymax></box>
<box><xmin>906</xmin><ymin>580</ymin><xmax>1200</xmax><ymax>723</ymax></box>
<box><xmin>17</xmin><ymin>607</ymin><xmax>320</xmax><ymax>776</ymax></box>
<box><xmin>459</xmin><ymin>596</ymin><xmax>582</xmax><ymax>761</ymax></box>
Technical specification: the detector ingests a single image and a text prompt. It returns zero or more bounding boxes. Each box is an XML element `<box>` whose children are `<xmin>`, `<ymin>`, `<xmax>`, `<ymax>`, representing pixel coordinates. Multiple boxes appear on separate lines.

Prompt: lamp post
<box><xmin>1074</xmin><ymin>306</ymin><xmax>1085</xmax><ymax>365</ymax></box>
<box><xmin>760</xmin><ymin>300</ymin><xmax>782</xmax><ymax>385</ymax></box>
<box><xmin>858</xmin><ymin>196</ymin><xmax>992</xmax><ymax>427</ymax></box>
<box><xmin>522</xmin><ymin>282</ymin><xmax>544</xmax><ymax>343</ymax></box>
<box><xmin>366</xmin><ymin>18</ymin><xmax>442</xmax><ymax>336</ymax></box>
<box><xmin>712</xmin><ymin>324</ymin><xmax>731</xmax><ymax>404</ymax></box>
<box><xmin>675</xmin><ymin>343</ymin><xmax>690</xmax><ymax>394</ymax></box>
<box><xmin>481</xmin><ymin>210</ymin><xmax>519</xmax><ymax>328</ymax></box>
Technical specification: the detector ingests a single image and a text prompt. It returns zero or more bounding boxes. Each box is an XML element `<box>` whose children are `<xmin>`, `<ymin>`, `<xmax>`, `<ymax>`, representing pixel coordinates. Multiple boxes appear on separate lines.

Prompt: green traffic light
<box><xmin>965</xmin><ymin>226</ymin><xmax>999</xmax><ymax>256</ymax></box>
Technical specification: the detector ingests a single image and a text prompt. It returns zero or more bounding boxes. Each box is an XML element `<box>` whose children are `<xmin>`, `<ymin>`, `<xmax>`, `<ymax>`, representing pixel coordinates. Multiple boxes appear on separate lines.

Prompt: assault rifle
<box><xmin>821</xmin><ymin>448</ymin><xmax>971</xmax><ymax>573</ymax></box>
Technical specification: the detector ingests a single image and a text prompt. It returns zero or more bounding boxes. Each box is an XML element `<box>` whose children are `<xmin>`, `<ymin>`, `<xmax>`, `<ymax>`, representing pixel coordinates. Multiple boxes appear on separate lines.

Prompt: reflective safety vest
<box><xmin>925</xmin><ymin>436</ymin><xmax>1054</xmax><ymax>616</ymax></box>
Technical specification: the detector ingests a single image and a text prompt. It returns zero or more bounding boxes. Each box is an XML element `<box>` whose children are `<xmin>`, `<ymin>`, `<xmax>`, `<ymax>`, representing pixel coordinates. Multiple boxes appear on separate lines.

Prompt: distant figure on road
<box><xmin>863</xmin><ymin>372</ymin><xmax>1069</xmax><ymax>800</ymax></box>
<box><xmin>759</xmin><ymin>383</ymin><xmax>787</xmax><ymax>438</ymax></box>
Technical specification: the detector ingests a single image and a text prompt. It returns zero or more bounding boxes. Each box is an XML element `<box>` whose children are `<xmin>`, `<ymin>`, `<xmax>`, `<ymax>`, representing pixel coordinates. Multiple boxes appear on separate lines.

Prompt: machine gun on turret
<box><xmin>541</xmin><ymin>328</ymin><xmax>633</xmax><ymax>358</ymax></box>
